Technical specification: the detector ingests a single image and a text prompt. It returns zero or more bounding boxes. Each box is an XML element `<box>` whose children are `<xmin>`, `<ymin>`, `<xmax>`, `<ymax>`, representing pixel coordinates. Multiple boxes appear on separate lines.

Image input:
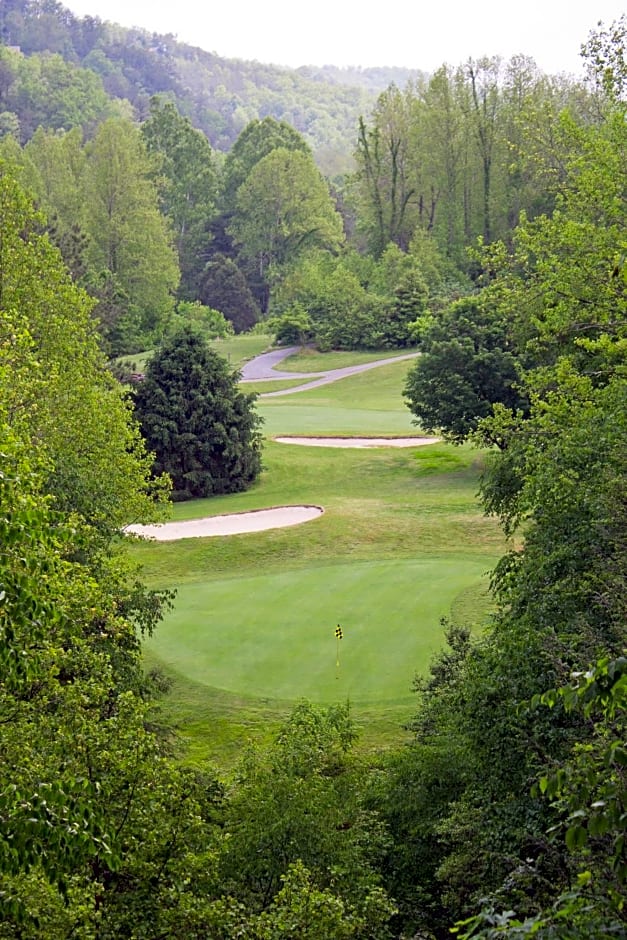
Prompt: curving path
<box><xmin>240</xmin><ymin>346</ymin><xmax>419</xmax><ymax>397</ymax></box>
<box><xmin>240</xmin><ymin>346</ymin><xmax>315</xmax><ymax>381</ymax></box>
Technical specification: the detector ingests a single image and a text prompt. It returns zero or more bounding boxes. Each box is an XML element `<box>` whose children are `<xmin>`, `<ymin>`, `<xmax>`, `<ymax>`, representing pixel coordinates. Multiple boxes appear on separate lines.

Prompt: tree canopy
<box><xmin>403</xmin><ymin>297</ymin><xmax>527</xmax><ymax>442</ymax></box>
<box><xmin>229</xmin><ymin>147</ymin><xmax>345</xmax><ymax>277</ymax></box>
<box><xmin>0</xmin><ymin>160</ymin><xmax>168</xmax><ymax>532</ymax></box>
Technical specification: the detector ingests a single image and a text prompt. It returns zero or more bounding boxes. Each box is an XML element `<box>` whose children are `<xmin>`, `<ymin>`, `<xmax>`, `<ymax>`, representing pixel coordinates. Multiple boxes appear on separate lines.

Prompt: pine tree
<box><xmin>134</xmin><ymin>328</ymin><xmax>263</xmax><ymax>500</ymax></box>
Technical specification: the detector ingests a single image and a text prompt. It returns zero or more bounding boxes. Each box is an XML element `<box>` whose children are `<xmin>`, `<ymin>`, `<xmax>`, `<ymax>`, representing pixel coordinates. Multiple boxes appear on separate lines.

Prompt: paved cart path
<box><xmin>240</xmin><ymin>346</ymin><xmax>419</xmax><ymax>396</ymax></box>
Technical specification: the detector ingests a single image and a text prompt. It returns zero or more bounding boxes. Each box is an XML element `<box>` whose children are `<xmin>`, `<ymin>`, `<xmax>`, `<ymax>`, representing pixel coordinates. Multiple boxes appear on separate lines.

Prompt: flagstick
<box><xmin>335</xmin><ymin>625</ymin><xmax>342</xmax><ymax>678</ymax></box>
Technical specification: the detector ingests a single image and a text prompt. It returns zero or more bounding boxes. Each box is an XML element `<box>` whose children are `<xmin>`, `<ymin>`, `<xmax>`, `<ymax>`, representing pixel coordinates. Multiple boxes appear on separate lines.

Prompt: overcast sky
<box><xmin>63</xmin><ymin>0</ymin><xmax>624</xmax><ymax>76</ymax></box>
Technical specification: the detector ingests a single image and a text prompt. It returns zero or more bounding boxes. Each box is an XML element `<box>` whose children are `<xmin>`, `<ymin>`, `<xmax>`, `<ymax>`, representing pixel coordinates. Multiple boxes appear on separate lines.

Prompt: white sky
<box><xmin>63</xmin><ymin>0</ymin><xmax>625</xmax><ymax>76</ymax></box>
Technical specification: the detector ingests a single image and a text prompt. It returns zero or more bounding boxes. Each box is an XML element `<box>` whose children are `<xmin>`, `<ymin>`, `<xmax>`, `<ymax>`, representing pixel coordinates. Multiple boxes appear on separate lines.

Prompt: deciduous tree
<box><xmin>141</xmin><ymin>97</ymin><xmax>217</xmax><ymax>298</ymax></box>
<box><xmin>404</xmin><ymin>297</ymin><xmax>526</xmax><ymax>442</ymax></box>
<box><xmin>229</xmin><ymin>147</ymin><xmax>344</xmax><ymax>284</ymax></box>
<box><xmin>81</xmin><ymin>117</ymin><xmax>179</xmax><ymax>354</ymax></box>
<box><xmin>0</xmin><ymin>161</ymin><xmax>168</xmax><ymax>532</ymax></box>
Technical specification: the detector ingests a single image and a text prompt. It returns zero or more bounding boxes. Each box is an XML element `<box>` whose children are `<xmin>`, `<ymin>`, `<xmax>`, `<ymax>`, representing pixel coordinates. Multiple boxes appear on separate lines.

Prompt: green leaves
<box><xmin>229</xmin><ymin>147</ymin><xmax>344</xmax><ymax>273</ymax></box>
<box><xmin>141</xmin><ymin>98</ymin><xmax>217</xmax><ymax>298</ymax></box>
<box><xmin>83</xmin><ymin>118</ymin><xmax>180</xmax><ymax>354</ymax></box>
<box><xmin>404</xmin><ymin>297</ymin><xmax>526</xmax><ymax>441</ymax></box>
<box><xmin>0</xmin><ymin>163</ymin><xmax>170</xmax><ymax>534</ymax></box>
<box><xmin>530</xmin><ymin>653</ymin><xmax>627</xmax><ymax>916</ymax></box>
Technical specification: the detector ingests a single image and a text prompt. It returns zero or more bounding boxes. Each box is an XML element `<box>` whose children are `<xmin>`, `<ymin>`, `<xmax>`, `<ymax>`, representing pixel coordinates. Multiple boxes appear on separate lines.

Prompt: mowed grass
<box><xmin>144</xmin><ymin>556</ymin><xmax>491</xmax><ymax>706</ymax></box>
<box><xmin>118</xmin><ymin>333</ymin><xmax>273</xmax><ymax>371</ymax></box>
<box><xmin>277</xmin><ymin>346</ymin><xmax>420</xmax><ymax>373</ymax></box>
<box><xmin>134</xmin><ymin>350</ymin><xmax>505</xmax><ymax>767</ymax></box>
<box><xmin>132</xmin><ymin>442</ymin><xmax>503</xmax><ymax>575</ymax></box>
<box><xmin>210</xmin><ymin>333</ymin><xmax>272</xmax><ymax>367</ymax></box>
<box><xmin>243</xmin><ymin>378</ymin><xmax>312</xmax><ymax>395</ymax></box>
<box><xmin>257</xmin><ymin>359</ymin><xmax>421</xmax><ymax>436</ymax></box>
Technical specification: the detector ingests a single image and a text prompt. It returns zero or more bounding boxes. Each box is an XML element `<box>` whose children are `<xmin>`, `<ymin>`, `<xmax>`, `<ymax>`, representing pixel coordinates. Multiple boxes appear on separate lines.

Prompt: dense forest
<box><xmin>0</xmin><ymin>1</ymin><xmax>625</xmax><ymax>936</ymax></box>
<box><xmin>0</xmin><ymin>0</ymin><xmax>426</xmax><ymax>172</ymax></box>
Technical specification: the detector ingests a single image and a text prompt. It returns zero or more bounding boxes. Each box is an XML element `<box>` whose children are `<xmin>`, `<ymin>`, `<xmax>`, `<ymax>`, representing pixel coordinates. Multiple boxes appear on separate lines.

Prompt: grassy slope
<box><xmin>135</xmin><ymin>350</ymin><xmax>504</xmax><ymax>769</ymax></box>
<box><xmin>257</xmin><ymin>359</ymin><xmax>422</xmax><ymax>435</ymax></box>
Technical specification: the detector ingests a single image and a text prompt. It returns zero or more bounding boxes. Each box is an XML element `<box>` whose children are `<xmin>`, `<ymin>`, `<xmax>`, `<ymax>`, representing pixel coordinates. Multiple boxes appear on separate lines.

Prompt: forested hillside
<box><xmin>0</xmin><ymin>3</ymin><xmax>625</xmax><ymax>936</ymax></box>
<box><xmin>0</xmin><ymin>0</ymin><xmax>426</xmax><ymax>172</ymax></box>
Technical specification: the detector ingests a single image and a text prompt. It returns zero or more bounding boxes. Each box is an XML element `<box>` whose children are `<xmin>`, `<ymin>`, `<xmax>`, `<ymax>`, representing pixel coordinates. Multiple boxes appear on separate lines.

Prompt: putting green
<box><xmin>144</xmin><ymin>556</ymin><xmax>493</xmax><ymax>705</ymax></box>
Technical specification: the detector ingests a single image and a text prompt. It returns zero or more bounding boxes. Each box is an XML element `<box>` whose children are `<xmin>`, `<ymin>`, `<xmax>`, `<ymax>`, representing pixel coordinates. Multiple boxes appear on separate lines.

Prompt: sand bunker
<box><xmin>273</xmin><ymin>436</ymin><xmax>441</xmax><ymax>448</ymax></box>
<box><xmin>125</xmin><ymin>505</ymin><xmax>323</xmax><ymax>541</ymax></box>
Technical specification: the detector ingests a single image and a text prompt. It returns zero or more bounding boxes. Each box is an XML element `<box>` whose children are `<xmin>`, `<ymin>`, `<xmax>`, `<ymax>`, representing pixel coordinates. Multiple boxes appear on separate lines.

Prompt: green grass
<box><xmin>243</xmin><ymin>378</ymin><xmax>313</xmax><ymax>395</ymax></box>
<box><xmin>278</xmin><ymin>347</ymin><xmax>419</xmax><ymax>373</ymax></box>
<box><xmin>210</xmin><ymin>333</ymin><xmax>272</xmax><ymax>367</ymax></box>
<box><xmin>134</xmin><ymin>435</ymin><xmax>503</xmax><ymax>767</ymax></box>
<box><xmin>130</xmin><ymin>345</ymin><xmax>505</xmax><ymax>769</ymax></box>
<box><xmin>144</xmin><ymin>556</ymin><xmax>492</xmax><ymax>706</ymax></box>
<box><xmin>257</xmin><ymin>359</ymin><xmax>421</xmax><ymax>436</ymax></box>
<box><xmin>118</xmin><ymin>333</ymin><xmax>273</xmax><ymax>371</ymax></box>
<box><xmin>132</xmin><ymin>443</ymin><xmax>502</xmax><ymax>569</ymax></box>
<box><xmin>118</xmin><ymin>350</ymin><xmax>152</xmax><ymax>370</ymax></box>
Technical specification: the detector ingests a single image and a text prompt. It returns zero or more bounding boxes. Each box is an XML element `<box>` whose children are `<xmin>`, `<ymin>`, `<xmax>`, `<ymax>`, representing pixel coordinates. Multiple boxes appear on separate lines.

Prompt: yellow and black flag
<box><xmin>335</xmin><ymin>624</ymin><xmax>343</xmax><ymax>675</ymax></box>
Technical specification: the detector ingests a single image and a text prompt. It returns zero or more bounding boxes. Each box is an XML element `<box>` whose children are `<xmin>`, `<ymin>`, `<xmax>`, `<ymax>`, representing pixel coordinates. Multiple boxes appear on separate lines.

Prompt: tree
<box><xmin>134</xmin><ymin>327</ymin><xmax>263</xmax><ymax>500</ymax></box>
<box><xmin>219</xmin><ymin>702</ymin><xmax>394</xmax><ymax>936</ymax></box>
<box><xmin>220</xmin><ymin>116</ymin><xmax>311</xmax><ymax>214</ymax></box>
<box><xmin>81</xmin><ymin>117</ymin><xmax>180</xmax><ymax>354</ymax></box>
<box><xmin>0</xmin><ymin>160</ymin><xmax>168</xmax><ymax>533</ymax></box>
<box><xmin>141</xmin><ymin>97</ymin><xmax>217</xmax><ymax>298</ymax></box>
<box><xmin>353</xmin><ymin>85</ymin><xmax>420</xmax><ymax>257</ymax></box>
<box><xmin>389</xmin><ymin>46</ymin><xmax>627</xmax><ymax>935</ymax></box>
<box><xmin>228</xmin><ymin>147</ymin><xmax>344</xmax><ymax>290</ymax></box>
<box><xmin>266</xmin><ymin>302</ymin><xmax>313</xmax><ymax>346</ymax></box>
<box><xmin>420</xmin><ymin>66</ymin><xmax>466</xmax><ymax>260</ymax></box>
<box><xmin>404</xmin><ymin>297</ymin><xmax>527</xmax><ymax>442</ymax></box>
<box><xmin>369</xmin><ymin>242</ymin><xmax>430</xmax><ymax>346</ymax></box>
<box><xmin>6</xmin><ymin>50</ymin><xmax>112</xmax><ymax>139</ymax></box>
<box><xmin>0</xmin><ymin>420</ymin><xmax>224</xmax><ymax>937</ymax></box>
<box><xmin>198</xmin><ymin>253</ymin><xmax>261</xmax><ymax>333</ymax></box>
<box><xmin>582</xmin><ymin>13</ymin><xmax>627</xmax><ymax>103</ymax></box>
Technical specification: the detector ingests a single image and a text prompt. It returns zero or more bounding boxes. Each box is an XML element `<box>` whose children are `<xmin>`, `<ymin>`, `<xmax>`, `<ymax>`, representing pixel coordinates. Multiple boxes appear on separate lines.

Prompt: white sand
<box><xmin>273</xmin><ymin>436</ymin><xmax>441</xmax><ymax>448</ymax></box>
<box><xmin>125</xmin><ymin>505</ymin><xmax>323</xmax><ymax>541</ymax></box>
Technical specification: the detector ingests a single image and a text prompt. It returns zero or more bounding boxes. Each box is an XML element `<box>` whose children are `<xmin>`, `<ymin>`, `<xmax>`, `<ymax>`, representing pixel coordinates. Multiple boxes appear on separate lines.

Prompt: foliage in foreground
<box><xmin>0</xmin><ymin>432</ymin><xmax>396</xmax><ymax>935</ymax></box>
<box><xmin>378</xmin><ymin>42</ymin><xmax>627</xmax><ymax>938</ymax></box>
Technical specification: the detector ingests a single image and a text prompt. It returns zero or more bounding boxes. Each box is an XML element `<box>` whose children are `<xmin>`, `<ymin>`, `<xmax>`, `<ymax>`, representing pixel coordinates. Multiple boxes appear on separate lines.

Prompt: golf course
<box><xmin>130</xmin><ymin>338</ymin><xmax>507</xmax><ymax>766</ymax></box>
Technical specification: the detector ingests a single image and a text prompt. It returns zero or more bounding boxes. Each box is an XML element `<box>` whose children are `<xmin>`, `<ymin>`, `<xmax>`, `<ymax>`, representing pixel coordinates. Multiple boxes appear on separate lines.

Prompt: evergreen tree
<box><xmin>134</xmin><ymin>328</ymin><xmax>263</xmax><ymax>500</ymax></box>
<box><xmin>198</xmin><ymin>253</ymin><xmax>260</xmax><ymax>333</ymax></box>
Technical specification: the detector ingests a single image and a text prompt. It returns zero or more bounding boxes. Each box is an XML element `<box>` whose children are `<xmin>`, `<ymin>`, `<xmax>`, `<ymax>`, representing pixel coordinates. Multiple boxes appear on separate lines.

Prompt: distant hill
<box><xmin>0</xmin><ymin>1</ymin><xmax>426</xmax><ymax>172</ymax></box>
